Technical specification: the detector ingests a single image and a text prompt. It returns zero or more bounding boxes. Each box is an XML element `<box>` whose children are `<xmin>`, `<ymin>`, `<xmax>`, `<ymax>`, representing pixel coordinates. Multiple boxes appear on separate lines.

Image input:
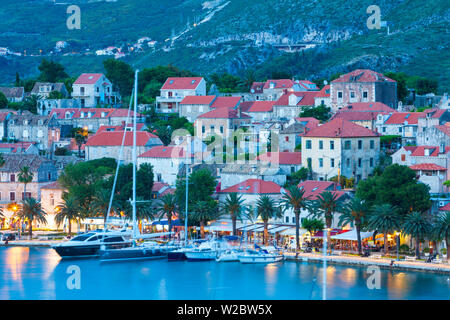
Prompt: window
<box><xmin>285</xmin><ymin>136</ymin><xmax>289</xmax><ymax>142</ymax></box>
<box><xmin>50</xmin><ymin>194</ymin><xmax>54</xmax><ymax>206</ymax></box>
<box><xmin>306</xmin><ymin>140</ymin><xmax>312</xmax><ymax>149</ymax></box>
<box><xmin>370</xmin><ymin>158</ymin><xmax>374</xmax><ymax>167</ymax></box>
<box><xmin>358</xmin><ymin>140</ymin><xmax>362</xmax><ymax>149</ymax></box>
<box><xmin>344</xmin><ymin>141</ymin><xmax>351</xmax><ymax>150</ymax></box>
<box><xmin>331</xmin><ymin>158</ymin><xmax>335</xmax><ymax>167</ymax></box>
<box><xmin>401</xmin><ymin>154</ymin><xmax>406</xmax><ymax>161</ymax></box>
<box><xmin>330</xmin><ymin>141</ymin><xmax>334</xmax><ymax>150</ymax></box>
<box><xmin>399</xmin><ymin>127</ymin><xmax>402</xmax><ymax>133</ymax></box>
<box><xmin>307</xmin><ymin>158</ymin><xmax>312</xmax><ymax>168</ymax></box>
<box><xmin>292</xmin><ymin>216</ymin><xmax>295</xmax><ymax>224</ymax></box>
<box><xmin>10</xmin><ymin>192</ymin><xmax>15</xmax><ymax>201</ymax></box>
<box><xmin>96</xmin><ymin>87</ymin><xmax>99</xmax><ymax>93</ymax></box>
<box><xmin>319</xmin><ymin>158</ymin><xmax>323</xmax><ymax>167</ymax></box>
<box><xmin>358</xmin><ymin>158</ymin><xmax>362</xmax><ymax>167</ymax></box>
<box><xmin>370</xmin><ymin>140</ymin><xmax>375</xmax><ymax>149</ymax></box>
<box><xmin>319</xmin><ymin>140</ymin><xmax>323</xmax><ymax>149</ymax></box>
<box><xmin>346</xmin><ymin>158</ymin><xmax>350</xmax><ymax>167</ymax></box>
<box><xmin>80</xmin><ymin>87</ymin><xmax>85</xmax><ymax>94</ymax></box>
<box><xmin>220</xmin><ymin>126</ymin><xmax>224</xmax><ymax>134</ymax></box>
<box><xmin>350</xmin><ymin>91</ymin><xmax>355</xmax><ymax>98</ymax></box>
<box><xmin>382</xmin><ymin>127</ymin><xmax>386</xmax><ymax>133</ymax></box>
<box><xmin>48</xmin><ymin>172</ymin><xmax>52</xmax><ymax>180</ymax></box>
<box><xmin>210</xmin><ymin>125</ymin><xmax>214</xmax><ymax>132</ymax></box>
<box><xmin>285</xmin><ymin>216</ymin><xmax>289</xmax><ymax>223</ymax></box>
<box><xmin>363</xmin><ymin>91</ymin><xmax>368</xmax><ymax>99</ymax></box>
<box><xmin>338</xmin><ymin>91</ymin><xmax>343</xmax><ymax>99</ymax></box>
<box><xmin>157</xmin><ymin>174</ymin><xmax>162</xmax><ymax>181</ymax></box>
<box><xmin>22</xmin><ymin>192</ymin><xmax>31</xmax><ymax>200</ymax></box>
<box><xmin>10</xmin><ymin>174</ymin><xmax>15</xmax><ymax>182</ymax></box>
<box><xmin>202</xmin><ymin>126</ymin><xmax>205</xmax><ymax>134</ymax></box>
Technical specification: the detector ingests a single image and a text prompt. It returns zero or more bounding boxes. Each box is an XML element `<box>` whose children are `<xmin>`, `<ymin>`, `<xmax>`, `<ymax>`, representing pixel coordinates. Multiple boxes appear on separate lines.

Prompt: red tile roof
<box><xmin>138</xmin><ymin>145</ymin><xmax>187</xmax><ymax>158</ymax></box>
<box><xmin>409</xmin><ymin>163</ymin><xmax>446</xmax><ymax>171</ymax></box>
<box><xmin>331</xmin><ymin>111</ymin><xmax>384</xmax><ymax>122</ymax></box>
<box><xmin>341</xmin><ymin>102</ymin><xmax>396</xmax><ymax>113</ymax></box>
<box><xmin>161</xmin><ymin>77</ymin><xmax>203</xmax><ymax>90</ymax></box>
<box><xmin>246</xmin><ymin>101</ymin><xmax>275</xmax><ymax>112</ymax></box>
<box><xmin>302</xmin><ymin>118</ymin><xmax>379</xmax><ymax>138</ymax></box>
<box><xmin>436</xmin><ymin>125</ymin><xmax>450</xmax><ymax>137</ymax></box>
<box><xmin>297</xmin><ymin>180</ymin><xmax>346</xmax><ymax>200</ymax></box>
<box><xmin>219</xmin><ymin>179</ymin><xmax>282</xmax><ymax>194</ymax></box>
<box><xmin>239</xmin><ymin>101</ymin><xmax>253</xmax><ymax>112</ymax></box>
<box><xmin>180</xmin><ymin>95</ymin><xmax>216</xmax><ymax>105</ymax></box>
<box><xmin>152</xmin><ymin>181</ymin><xmax>170</xmax><ymax>192</ymax></box>
<box><xmin>41</xmin><ymin>181</ymin><xmax>64</xmax><ymax>190</ymax></box>
<box><xmin>297</xmin><ymin>80</ymin><xmax>319</xmax><ymax>91</ymax></box>
<box><xmin>250</xmin><ymin>82</ymin><xmax>264</xmax><ymax>94</ymax></box>
<box><xmin>423</xmin><ymin>108</ymin><xmax>447</xmax><ymax>118</ymax></box>
<box><xmin>0</xmin><ymin>142</ymin><xmax>35</xmax><ymax>153</ymax></box>
<box><xmin>439</xmin><ymin>203</ymin><xmax>450</xmax><ymax>211</ymax></box>
<box><xmin>331</xmin><ymin>69</ymin><xmax>395</xmax><ymax>83</ymax></box>
<box><xmin>409</xmin><ymin>146</ymin><xmax>450</xmax><ymax>157</ymax></box>
<box><xmin>210</xmin><ymin>97</ymin><xmax>241</xmax><ymax>109</ymax></box>
<box><xmin>86</xmin><ymin>131</ymin><xmax>161</xmax><ymax>147</ymax></box>
<box><xmin>74</xmin><ymin>73</ymin><xmax>104</xmax><ymax>85</ymax></box>
<box><xmin>197</xmin><ymin>108</ymin><xmax>250</xmax><ymax>119</ymax></box>
<box><xmin>275</xmin><ymin>91</ymin><xmax>318</xmax><ymax>106</ymax></box>
<box><xmin>257</xmin><ymin>152</ymin><xmax>301</xmax><ymax>165</ymax></box>
<box><xmin>97</xmin><ymin>123</ymin><xmax>145</xmax><ymax>133</ymax></box>
<box><xmin>384</xmin><ymin>112</ymin><xmax>425</xmax><ymax>125</ymax></box>
<box><xmin>263</xmin><ymin>79</ymin><xmax>295</xmax><ymax>90</ymax></box>
<box><xmin>315</xmin><ymin>85</ymin><xmax>330</xmax><ymax>98</ymax></box>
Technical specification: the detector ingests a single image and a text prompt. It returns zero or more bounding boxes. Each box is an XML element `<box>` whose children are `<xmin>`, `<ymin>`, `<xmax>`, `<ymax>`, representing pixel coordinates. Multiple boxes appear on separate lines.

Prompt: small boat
<box><xmin>238</xmin><ymin>249</ymin><xmax>284</xmax><ymax>264</ymax></box>
<box><xmin>216</xmin><ymin>249</ymin><xmax>240</xmax><ymax>262</ymax></box>
<box><xmin>52</xmin><ymin>231</ymin><xmax>132</xmax><ymax>258</ymax></box>
<box><xmin>184</xmin><ymin>239</ymin><xmax>231</xmax><ymax>261</ymax></box>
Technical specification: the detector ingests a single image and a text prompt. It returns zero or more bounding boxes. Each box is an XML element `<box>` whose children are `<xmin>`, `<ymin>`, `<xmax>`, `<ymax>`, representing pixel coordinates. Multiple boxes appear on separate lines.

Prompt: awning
<box><xmin>310</xmin><ymin>229</ymin><xmax>346</xmax><ymax>238</ymax></box>
<box><xmin>331</xmin><ymin>229</ymin><xmax>373</xmax><ymax>241</ymax></box>
<box><xmin>268</xmin><ymin>226</ymin><xmax>291</xmax><ymax>234</ymax></box>
<box><xmin>238</xmin><ymin>224</ymin><xmax>262</xmax><ymax>232</ymax></box>
<box><xmin>205</xmin><ymin>220</ymin><xmax>243</xmax><ymax>232</ymax></box>
<box><xmin>151</xmin><ymin>219</ymin><xmax>181</xmax><ymax>226</ymax></box>
<box><xmin>280</xmin><ymin>228</ymin><xmax>308</xmax><ymax>236</ymax></box>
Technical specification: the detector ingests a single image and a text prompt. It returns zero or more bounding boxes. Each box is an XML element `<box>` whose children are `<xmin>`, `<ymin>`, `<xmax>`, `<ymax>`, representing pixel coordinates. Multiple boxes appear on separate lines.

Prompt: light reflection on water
<box><xmin>0</xmin><ymin>247</ymin><xmax>449</xmax><ymax>300</ymax></box>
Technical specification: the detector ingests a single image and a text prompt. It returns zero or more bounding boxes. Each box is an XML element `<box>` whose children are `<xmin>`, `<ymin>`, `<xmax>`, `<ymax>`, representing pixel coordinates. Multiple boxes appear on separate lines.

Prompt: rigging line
<box><xmin>103</xmin><ymin>88</ymin><xmax>135</xmax><ymax>234</ymax></box>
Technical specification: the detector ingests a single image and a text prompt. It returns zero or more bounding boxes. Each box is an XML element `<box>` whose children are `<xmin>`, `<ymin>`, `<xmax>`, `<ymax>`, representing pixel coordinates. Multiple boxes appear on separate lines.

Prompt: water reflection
<box><xmin>0</xmin><ymin>248</ymin><xmax>449</xmax><ymax>300</ymax></box>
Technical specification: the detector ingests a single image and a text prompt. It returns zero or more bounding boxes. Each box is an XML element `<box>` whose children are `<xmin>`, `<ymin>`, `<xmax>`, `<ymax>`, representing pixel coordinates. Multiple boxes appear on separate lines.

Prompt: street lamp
<box><xmin>322</xmin><ymin>227</ymin><xmax>328</xmax><ymax>300</ymax></box>
<box><xmin>395</xmin><ymin>231</ymin><xmax>400</xmax><ymax>261</ymax></box>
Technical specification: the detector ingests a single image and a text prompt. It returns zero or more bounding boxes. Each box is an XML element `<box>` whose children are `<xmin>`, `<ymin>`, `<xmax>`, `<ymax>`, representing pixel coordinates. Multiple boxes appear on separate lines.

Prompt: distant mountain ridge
<box><xmin>0</xmin><ymin>0</ymin><xmax>449</xmax><ymax>92</ymax></box>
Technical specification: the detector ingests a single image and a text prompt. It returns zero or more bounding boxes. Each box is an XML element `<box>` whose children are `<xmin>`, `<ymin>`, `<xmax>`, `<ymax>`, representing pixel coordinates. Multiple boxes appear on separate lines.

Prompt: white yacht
<box><xmin>216</xmin><ymin>249</ymin><xmax>241</xmax><ymax>262</ymax></box>
<box><xmin>238</xmin><ymin>248</ymin><xmax>284</xmax><ymax>264</ymax></box>
<box><xmin>184</xmin><ymin>240</ymin><xmax>231</xmax><ymax>261</ymax></box>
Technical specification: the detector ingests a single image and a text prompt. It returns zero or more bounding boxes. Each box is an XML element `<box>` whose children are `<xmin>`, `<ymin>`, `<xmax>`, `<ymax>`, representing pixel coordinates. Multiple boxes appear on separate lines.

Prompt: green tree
<box><xmin>256</xmin><ymin>195</ymin><xmax>281</xmax><ymax>245</ymax></box>
<box><xmin>18</xmin><ymin>166</ymin><xmax>34</xmax><ymax>200</ymax></box>
<box><xmin>91</xmin><ymin>187</ymin><xmax>114</xmax><ymax>226</ymax></box>
<box><xmin>103</xmin><ymin>58</ymin><xmax>134</xmax><ymax>96</ymax></box>
<box><xmin>299</xmin><ymin>104</ymin><xmax>330</xmax><ymax>122</ymax></box>
<box><xmin>175</xmin><ymin>168</ymin><xmax>216</xmax><ymax>213</ymax></box>
<box><xmin>309</xmin><ymin>191</ymin><xmax>345</xmax><ymax>250</ymax></box>
<box><xmin>338</xmin><ymin>197</ymin><xmax>369</xmax><ymax>255</ymax></box>
<box><xmin>401</xmin><ymin>212</ymin><xmax>432</xmax><ymax>259</ymax></box>
<box><xmin>0</xmin><ymin>92</ymin><xmax>8</xmax><ymax>108</ymax></box>
<box><xmin>73</xmin><ymin>127</ymin><xmax>88</xmax><ymax>157</ymax></box>
<box><xmin>367</xmin><ymin>204</ymin><xmax>402</xmax><ymax>255</ymax></box>
<box><xmin>281</xmin><ymin>186</ymin><xmax>310</xmax><ymax>251</ymax></box>
<box><xmin>301</xmin><ymin>218</ymin><xmax>324</xmax><ymax>236</ymax></box>
<box><xmin>192</xmin><ymin>200</ymin><xmax>219</xmax><ymax>238</ymax></box>
<box><xmin>286</xmin><ymin>167</ymin><xmax>308</xmax><ymax>186</ymax></box>
<box><xmin>220</xmin><ymin>193</ymin><xmax>245</xmax><ymax>236</ymax></box>
<box><xmin>356</xmin><ymin>164</ymin><xmax>431</xmax><ymax>215</ymax></box>
<box><xmin>433</xmin><ymin>211</ymin><xmax>450</xmax><ymax>260</ymax></box>
<box><xmin>156</xmin><ymin>193</ymin><xmax>178</xmax><ymax>237</ymax></box>
<box><xmin>48</xmin><ymin>91</ymin><xmax>64</xmax><ymax>99</ymax></box>
<box><xmin>38</xmin><ymin>59</ymin><xmax>68</xmax><ymax>83</ymax></box>
<box><xmin>0</xmin><ymin>154</ymin><xmax>4</xmax><ymax>167</ymax></box>
<box><xmin>55</xmin><ymin>193</ymin><xmax>82</xmax><ymax>236</ymax></box>
<box><xmin>15</xmin><ymin>198</ymin><xmax>47</xmax><ymax>239</ymax></box>
<box><xmin>22</xmin><ymin>94</ymin><xmax>40</xmax><ymax>113</ymax></box>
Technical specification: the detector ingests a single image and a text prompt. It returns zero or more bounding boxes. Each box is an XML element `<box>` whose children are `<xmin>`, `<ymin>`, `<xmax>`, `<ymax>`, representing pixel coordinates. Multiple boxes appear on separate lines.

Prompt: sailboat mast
<box><xmin>185</xmin><ymin>136</ymin><xmax>189</xmax><ymax>247</ymax></box>
<box><xmin>132</xmin><ymin>70</ymin><xmax>139</xmax><ymax>240</ymax></box>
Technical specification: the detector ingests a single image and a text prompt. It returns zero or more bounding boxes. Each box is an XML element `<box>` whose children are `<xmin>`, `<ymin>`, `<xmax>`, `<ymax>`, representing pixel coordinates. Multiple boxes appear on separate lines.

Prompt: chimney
<box><xmin>424</xmin><ymin>148</ymin><xmax>430</xmax><ymax>156</ymax></box>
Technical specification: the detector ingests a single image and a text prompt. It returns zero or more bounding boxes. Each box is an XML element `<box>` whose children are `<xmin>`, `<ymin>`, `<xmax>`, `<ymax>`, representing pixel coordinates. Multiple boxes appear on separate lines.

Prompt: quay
<box><xmin>285</xmin><ymin>252</ymin><xmax>450</xmax><ymax>274</ymax></box>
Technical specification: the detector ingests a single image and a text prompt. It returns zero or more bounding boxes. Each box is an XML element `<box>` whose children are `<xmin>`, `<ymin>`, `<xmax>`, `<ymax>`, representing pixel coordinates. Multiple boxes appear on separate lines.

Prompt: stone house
<box><xmin>376</xmin><ymin>112</ymin><xmax>425</xmax><ymax>145</ymax></box>
<box><xmin>330</xmin><ymin>69</ymin><xmax>397</xmax><ymax>112</ymax></box>
<box><xmin>156</xmin><ymin>77</ymin><xmax>206</xmax><ymax>114</ymax></box>
<box><xmin>31</xmin><ymin>82</ymin><xmax>68</xmax><ymax>99</ymax></box>
<box><xmin>179</xmin><ymin>95</ymin><xmax>216</xmax><ymax>122</ymax></box>
<box><xmin>0</xmin><ymin>87</ymin><xmax>24</xmax><ymax>103</ymax></box>
<box><xmin>301</xmin><ymin>118</ymin><xmax>380</xmax><ymax>182</ymax></box>
<box><xmin>256</xmin><ymin>152</ymin><xmax>302</xmax><ymax>175</ymax></box>
<box><xmin>417</xmin><ymin>109</ymin><xmax>450</xmax><ymax>146</ymax></box>
<box><xmin>72</xmin><ymin>73</ymin><xmax>120</xmax><ymax>108</ymax></box>
<box><xmin>272</xmin><ymin>91</ymin><xmax>318</xmax><ymax>120</ymax></box>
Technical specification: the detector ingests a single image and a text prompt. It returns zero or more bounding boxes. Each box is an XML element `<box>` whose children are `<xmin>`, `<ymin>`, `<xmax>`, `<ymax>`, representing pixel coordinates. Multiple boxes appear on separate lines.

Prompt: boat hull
<box><xmin>99</xmin><ymin>247</ymin><xmax>168</xmax><ymax>262</ymax></box>
<box><xmin>185</xmin><ymin>251</ymin><xmax>217</xmax><ymax>261</ymax></box>
<box><xmin>53</xmin><ymin>242</ymin><xmax>130</xmax><ymax>258</ymax></box>
<box><xmin>168</xmin><ymin>251</ymin><xmax>187</xmax><ymax>261</ymax></box>
<box><xmin>238</xmin><ymin>255</ymin><xmax>284</xmax><ymax>264</ymax></box>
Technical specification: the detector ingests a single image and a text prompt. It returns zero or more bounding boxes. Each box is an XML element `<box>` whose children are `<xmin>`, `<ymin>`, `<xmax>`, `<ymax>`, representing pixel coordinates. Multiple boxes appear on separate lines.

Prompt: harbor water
<box><xmin>0</xmin><ymin>247</ymin><xmax>449</xmax><ymax>300</ymax></box>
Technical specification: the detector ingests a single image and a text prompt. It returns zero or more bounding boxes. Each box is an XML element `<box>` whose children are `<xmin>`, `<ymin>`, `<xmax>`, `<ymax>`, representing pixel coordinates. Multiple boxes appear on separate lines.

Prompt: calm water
<box><xmin>0</xmin><ymin>247</ymin><xmax>449</xmax><ymax>300</ymax></box>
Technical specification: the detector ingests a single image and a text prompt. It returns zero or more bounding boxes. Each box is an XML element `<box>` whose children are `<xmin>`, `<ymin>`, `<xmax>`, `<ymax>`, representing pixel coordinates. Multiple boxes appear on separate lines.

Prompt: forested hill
<box><xmin>1</xmin><ymin>0</ymin><xmax>449</xmax><ymax>92</ymax></box>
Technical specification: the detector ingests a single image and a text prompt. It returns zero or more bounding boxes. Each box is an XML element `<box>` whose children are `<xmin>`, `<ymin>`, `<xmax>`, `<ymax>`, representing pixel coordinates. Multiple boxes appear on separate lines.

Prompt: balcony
<box><xmin>156</xmin><ymin>96</ymin><xmax>183</xmax><ymax>103</ymax></box>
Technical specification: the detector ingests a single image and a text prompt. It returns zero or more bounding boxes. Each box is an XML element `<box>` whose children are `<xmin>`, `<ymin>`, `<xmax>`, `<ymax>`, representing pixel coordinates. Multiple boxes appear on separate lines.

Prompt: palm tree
<box><xmin>280</xmin><ymin>186</ymin><xmax>310</xmax><ymax>251</ymax></box>
<box><xmin>0</xmin><ymin>153</ymin><xmax>5</xmax><ymax>168</ymax></box>
<box><xmin>433</xmin><ymin>211</ymin><xmax>450</xmax><ymax>260</ymax></box>
<box><xmin>18</xmin><ymin>166</ymin><xmax>34</xmax><ymax>200</ymax></box>
<box><xmin>402</xmin><ymin>212</ymin><xmax>432</xmax><ymax>259</ymax></box>
<box><xmin>301</xmin><ymin>218</ymin><xmax>324</xmax><ymax>236</ymax></box>
<box><xmin>309</xmin><ymin>191</ymin><xmax>344</xmax><ymax>251</ymax></box>
<box><xmin>119</xmin><ymin>197</ymin><xmax>155</xmax><ymax>234</ymax></box>
<box><xmin>338</xmin><ymin>197</ymin><xmax>369</xmax><ymax>255</ymax></box>
<box><xmin>367</xmin><ymin>204</ymin><xmax>402</xmax><ymax>255</ymax></box>
<box><xmin>54</xmin><ymin>193</ymin><xmax>82</xmax><ymax>236</ymax></box>
<box><xmin>220</xmin><ymin>193</ymin><xmax>245</xmax><ymax>236</ymax></box>
<box><xmin>156</xmin><ymin>193</ymin><xmax>177</xmax><ymax>237</ymax></box>
<box><xmin>256</xmin><ymin>195</ymin><xmax>282</xmax><ymax>245</ymax></box>
<box><xmin>192</xmin><ymin>200</ymin><xmax>218</xmax><ymax>239</ymax></box>
<box><xmin>74</xmin><ymin>127</ymin><xmax>88</xmax><ymax>158</ymax></box>
<box><xmin>15</xmin><ymin>197</ymin><xmax>47</xmax><ymax>239</ymax></box>
<box><xmin>91</xmin><ymin>187</ymin><xmax>113</xmax><ymax>226</ymax></box>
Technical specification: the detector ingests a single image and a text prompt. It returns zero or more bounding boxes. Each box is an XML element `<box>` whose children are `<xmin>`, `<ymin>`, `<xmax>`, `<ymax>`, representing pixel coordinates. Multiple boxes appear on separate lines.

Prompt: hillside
<box><xmin>1</xmin><ymin>0</ymin><xmax>449</xmax><ymax>92</ymax></box>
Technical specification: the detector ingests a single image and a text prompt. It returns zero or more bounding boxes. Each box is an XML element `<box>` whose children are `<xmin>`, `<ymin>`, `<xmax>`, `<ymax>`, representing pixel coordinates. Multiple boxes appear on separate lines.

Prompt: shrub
<box><xmin>441</xmin><ymin>248</ymin><xmax>447</xmax><ymax>255</ymax></box>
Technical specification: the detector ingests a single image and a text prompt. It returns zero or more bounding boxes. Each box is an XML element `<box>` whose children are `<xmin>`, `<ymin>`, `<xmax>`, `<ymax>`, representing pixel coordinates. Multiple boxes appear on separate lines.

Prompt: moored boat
<box><xmin>238</xmin><ymin>249</ymin><xmax>284</xmax><ymax>264</ymax></box>
<box><xmin>216</xmin><ymin>249</ymin><xmax>240</xmax><ymax>262</ymax></box>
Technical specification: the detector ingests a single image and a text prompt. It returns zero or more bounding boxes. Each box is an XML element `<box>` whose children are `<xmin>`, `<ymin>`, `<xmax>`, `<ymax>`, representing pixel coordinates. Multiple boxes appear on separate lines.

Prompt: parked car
<box><xmin>0</xmin><ymin>232</ymin><xmax>16</xmax><ymax>241</ymax></box>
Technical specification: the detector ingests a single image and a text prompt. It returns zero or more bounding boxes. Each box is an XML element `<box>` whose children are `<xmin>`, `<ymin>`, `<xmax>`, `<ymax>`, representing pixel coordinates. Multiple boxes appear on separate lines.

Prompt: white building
<box><xmin>156</xmin><ymin>77</ymin><xmax>206</xmax><ymax>114</ymax></box>
<box><xmin>72</xmin><ymin>73</ymin><xmax>120</xmax><ymax>108</ymax></box>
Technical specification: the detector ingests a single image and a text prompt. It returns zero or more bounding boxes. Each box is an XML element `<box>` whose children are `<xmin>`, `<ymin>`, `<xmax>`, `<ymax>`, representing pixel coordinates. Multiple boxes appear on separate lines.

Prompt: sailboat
<box><xmin>99</xmin><ymin>70</ymin><xmax>177</xmax><ymax>262</ymax></box>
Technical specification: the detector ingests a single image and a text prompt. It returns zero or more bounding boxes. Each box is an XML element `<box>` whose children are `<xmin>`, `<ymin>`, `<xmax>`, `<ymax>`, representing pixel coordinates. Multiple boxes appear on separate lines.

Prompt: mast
<box><xmin>184</xmin><ymin>136</ymin><xmax>189</xmax><ymax>247</ymax></box>
<box><xmin>132</xmin><ymin>70</ymin><xmax>139</xmax><ymax>240</ymax></box>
